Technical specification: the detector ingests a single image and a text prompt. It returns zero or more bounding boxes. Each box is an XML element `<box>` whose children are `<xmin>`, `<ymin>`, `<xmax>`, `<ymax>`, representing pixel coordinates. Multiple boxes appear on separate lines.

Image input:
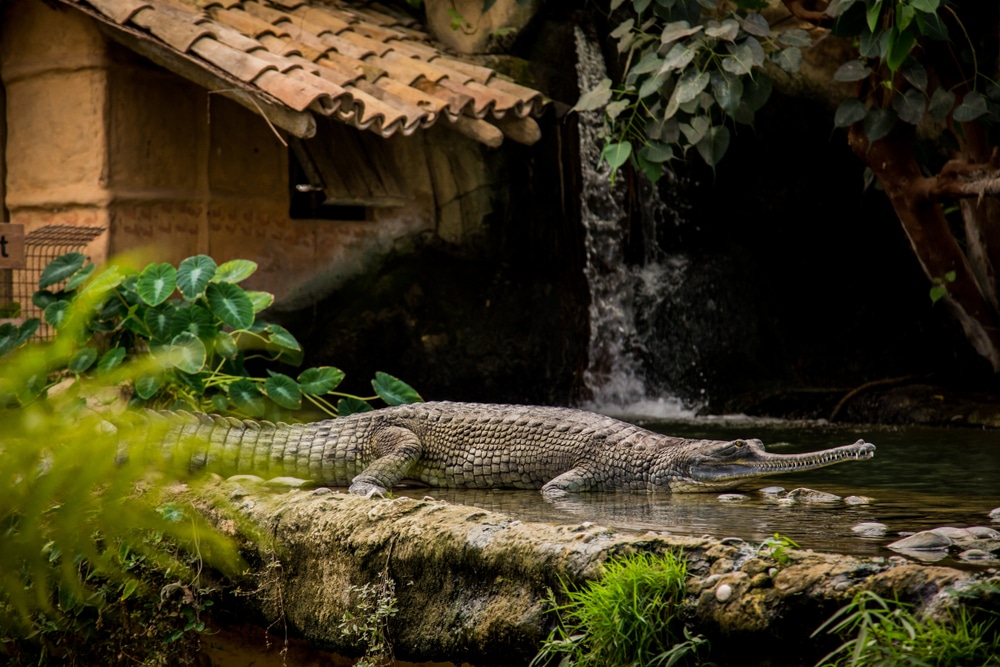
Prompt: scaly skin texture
<box><xmin>152</xmin><ymin>402</ymin><xmax>876</xmax><ymax>497</ymax></box>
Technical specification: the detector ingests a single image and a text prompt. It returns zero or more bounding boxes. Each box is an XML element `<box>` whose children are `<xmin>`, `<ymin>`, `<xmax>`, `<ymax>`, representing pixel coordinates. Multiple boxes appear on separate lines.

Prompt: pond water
<box><xmin>398</xmin><ymin>417</ymin><xmax>1000</xmax><ymax>563</ymax></box>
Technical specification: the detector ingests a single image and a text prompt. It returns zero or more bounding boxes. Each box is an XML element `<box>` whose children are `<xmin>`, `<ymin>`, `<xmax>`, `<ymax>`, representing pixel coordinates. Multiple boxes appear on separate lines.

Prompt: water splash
<box><xmin>573</xmin><ymin>26</ymin><xmax>697</xmax><ymax>420</ymax></box>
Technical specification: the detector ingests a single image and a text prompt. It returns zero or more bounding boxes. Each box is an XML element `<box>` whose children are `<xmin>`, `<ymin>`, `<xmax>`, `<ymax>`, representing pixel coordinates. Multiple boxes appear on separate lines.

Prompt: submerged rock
<box><xmin>851</xmin><ymin>522</ymin><xmax>888</xmax><ymax>538</ymax></box>
<box><xmin>786</xmin><ymin>487</ymin><xmax>842</xmax><ymax>503</ymax></box>
<box><xmin>718</xmin><ymin>493</ymin><xmax>749</xmax><ymax>503</ymax></box>
<box><xmin>990</xmin><ymin>507</ymin><xmax>1000</xmax><ymax>521</ymax></box>
<box><xmin>888</xmin><ymin>530</ymin><xmax>953</xmax><ymax>551</ymax></box>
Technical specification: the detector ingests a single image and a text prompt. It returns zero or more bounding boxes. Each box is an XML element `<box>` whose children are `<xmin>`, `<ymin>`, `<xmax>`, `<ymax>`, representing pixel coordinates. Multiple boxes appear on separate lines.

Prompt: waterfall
<box><xmin>573</xmin><ymin>27</ymin><xmax>696</xmax><ymax>419</ymax></box>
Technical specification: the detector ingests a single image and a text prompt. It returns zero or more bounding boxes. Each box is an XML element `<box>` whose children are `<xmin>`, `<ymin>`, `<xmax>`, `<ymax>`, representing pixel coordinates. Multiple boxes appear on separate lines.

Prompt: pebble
<box><xmin>263</xmin><ymin>476</ymin><xmax>312</xmax><ymax>489</ymax></box>
<box><xmin>718</xmin><ymin>493</ymin><xmax>749</xmax><ymax>503</ymax></box>
<box><xmin>715</xmin><ymin>583</ymin><xmax>733</xmax><ymax>602</ymax></box>
<box><xmin>990</xmin><ymin>507</ymin><xmax>1000</xmax><ymax>522</ymax></box>
<box><xmin>844</xmin><ymin>495</ymin><xmax>873</xmax><ymax>505</ymax></box>
<box><xmin>888</xmin><ymin>530</ymin><xmax>952</xmax><ymax>551</ymax></box>
<box><xmin>758</xmin><ymin>486</ymin><xmax>785</xmax><ymax>496</ymax></box>
<box><xmin>852</xmin><ymin>522</ymin><xmax>888</xmax><ymax>538</ymax></box>
<box><xmin>787</xmin><ymin>487</ymin><xmax>842</xmax><ymax>503</ymax></box>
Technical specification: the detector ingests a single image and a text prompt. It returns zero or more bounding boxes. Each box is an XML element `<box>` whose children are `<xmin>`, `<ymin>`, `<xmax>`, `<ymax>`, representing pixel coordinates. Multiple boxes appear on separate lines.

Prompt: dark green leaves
<box><xmin>206</xmin><ymin>282</ymin><xmax>254</xmax><ymax>330</ymax></box>
<box><xmin>263</xmin><ymin>372</ymin><xmax>302</xmax><ymax>410</ymax></box>
<box><xmin>953</xmin><ymin>92</ymin><xmax>989</xmax><ymax>122</ymax></box>
<box><xmin>372</xmin><ymin>372</ymin><xmax>422</xmax><ymax>406</ymax></box>
<box><xmin>834</xmin><ymin>60</ymin><xmax>872</xmax><ymax>82</ymax></box>
<box><xmin>39</xmin><ymin>253</ymin><xmax>87</xmax><ymax>289</ymax></box>
<box><xmin>137</xmin><ymin>263</ymin><xmax>177</xmax><ymax>306</ymax></box>
<box><xmin>298</xmin><ymin>367</ymin><xmax>345</xmax><ymax>395</ymax></box>
<box><xmin>176</xmin><ymin>255</ymin><xmax>216</xmax><ymax>299</ymax></box>
<box><xmin>835</xmin><ymin>98</ymin><xmax>867</xmax><ymax>127</ymax></box>
<box><xmin>228</xmin><ymin>378</ymin><xmax>265</xmax><ymax>417</ymax></box>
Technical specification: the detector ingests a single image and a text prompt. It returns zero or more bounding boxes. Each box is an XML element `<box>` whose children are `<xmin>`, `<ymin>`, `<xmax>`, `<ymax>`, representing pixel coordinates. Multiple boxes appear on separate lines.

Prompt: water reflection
<box><xmin>398</xmin><ymin>420</ymin><xmax>1000</xmax><ymax>562</ymax></box>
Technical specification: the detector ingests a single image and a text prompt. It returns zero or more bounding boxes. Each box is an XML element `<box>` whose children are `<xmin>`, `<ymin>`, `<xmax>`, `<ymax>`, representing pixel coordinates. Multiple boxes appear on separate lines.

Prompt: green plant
<box><xmin>0</xmin><ymin>300</ymin><xmax>22</xmax><ymax>318</ymax></box>
<box><xmin>532</xmin><ymin>550</ymin><xmax>711</xmax><ymax>667</ymax></box>
<box><xmin>13</xmin><ymin>253</ymin><xmax>421</xmax><ymax>418</ymax></box>
<box><xmin>758</xmin><ymin>532</ymin><xmax>800</xmax><ymax>566</ymax></box>
<box><xmin>0</xmin><ymin>290</ymin><xmax>244</xmax><ymax>664</ymax></box>
<box><xmin>813</xmin><ymin>589</ymin><xmax>1000</xmax><ymax>667</ymax></box>
<box><xmin>339</xmin><ymin>578</ymin><xmax>399</xmax><ymax>666</ymax></box>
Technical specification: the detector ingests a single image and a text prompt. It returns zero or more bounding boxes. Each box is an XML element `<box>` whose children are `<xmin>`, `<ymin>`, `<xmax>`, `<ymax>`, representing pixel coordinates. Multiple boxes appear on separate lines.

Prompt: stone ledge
<box><xmin>196</xmin><ymin>479</ymin><xmax>1000</xmax><ymax>666</ymax></box>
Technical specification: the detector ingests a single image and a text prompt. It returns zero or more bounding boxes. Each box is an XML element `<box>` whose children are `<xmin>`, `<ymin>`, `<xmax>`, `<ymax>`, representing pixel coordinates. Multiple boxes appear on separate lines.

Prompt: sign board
<box><xmin>0</xmin><ymin>224</ymin><xmax>25</xmax><ymax>269</ymax></box>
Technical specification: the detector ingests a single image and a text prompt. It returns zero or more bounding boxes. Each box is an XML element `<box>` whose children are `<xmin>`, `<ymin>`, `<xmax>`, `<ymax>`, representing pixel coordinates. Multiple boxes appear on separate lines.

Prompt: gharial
<box><xmin>139</xmin><ymin>401</ymin><xmax>877</xmax><ymax>498</ymax></box>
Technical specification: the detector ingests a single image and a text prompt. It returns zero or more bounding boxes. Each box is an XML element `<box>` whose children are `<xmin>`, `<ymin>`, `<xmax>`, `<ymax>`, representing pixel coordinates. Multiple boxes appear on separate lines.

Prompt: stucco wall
<box><xmin>0</xmin><ymin>0</ymin><xmax>478</xmax><ymax>307</ymax></box>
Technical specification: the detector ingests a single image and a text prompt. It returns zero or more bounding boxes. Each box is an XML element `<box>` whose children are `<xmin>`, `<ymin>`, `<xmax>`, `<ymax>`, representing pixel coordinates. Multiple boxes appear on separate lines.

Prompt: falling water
<box><xmin>573</xmin><ymin>27</ymin><xmax>696</xmax><ymax>419</ymax></box>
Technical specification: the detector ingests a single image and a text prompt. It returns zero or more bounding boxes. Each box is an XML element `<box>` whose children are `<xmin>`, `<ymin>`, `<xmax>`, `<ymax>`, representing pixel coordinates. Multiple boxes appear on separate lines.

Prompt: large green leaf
<box><xmin>176</xmin><ymin>255</ymin><xmax>217</xmax><ymax>299</ymax></box>
<box><xmin>338</xmin><ymin>397</ymin><xmax>373</xmax><ymax>417</ymax></box>
<box><xmin>97</xmin><ymin>347</ymin><xmax>127</xmax><ymax>375</ymax></box>
<box><xmin>372</xmin><ymin>371</ymin><xmax>422</xmax><ymax>406</ymax></box>
<box><xmin>68</xmin><ymin>347</ymin><xmax>98</xmax><ymax>373</ymax></box>
<box><xmin>44</xmin><ymin>301</ymin><xmax>72</xmax><ymax>329</ymax></box>
<box><xmin>64</xmin><ymin>263</ymin><xmax>96</xmax><ymax>292</ymax></box>
<box><xmin>206</xmin><ymin>282</ymin><xmax>254</xmax><ymax>331</ymax></box>
<box><xmin>228</xmin><ymin>378</ymin><xmax>265</xmax><ymax>417</ymax></box>
<box><xmin>264</xmin><ymin>324</ymin><xmax>301</xmax><ymax>351</ymax></box>
<box><xmin>212</xmin><ymin>259</ymin><xmax>258</xmax><ymax>284</ymax></box>
<box><xmin>170</xmin><ymin>304</ymin><xmax>217</xmax><ymax>341</ymax></box>
<box><xmin>298</xmin><ymin>366</ymin><xmax>345</xmax><ymax>395</ymax></box>
<box><xmin>263</xmin><ymin>372</ymin><xmax>302</xmax><ymax>410</ymax></box>
<box><xmin>135</xmin><ymin>374</ymin><xmax>164</xmax><ymax>400</ymax></box>
<box><xmin>144</xmin><ymin>303</ymin><xmax>177</xmax><ymax>342</ymax></box>
<box><xmin>601</xmin><ymin>142</ymin><xmax>632</xmax><ymax>171</ymax></box>
<box><xmin>39</xmin><ymin>253</ymin><xmax>87</xmax><ymax>289</ymax></box>
<box><xmin>169</xmin><ymin>332</ymin><xmax>207</xmax><ymax>374</ymax></box>
<box><xmin>214</xmin><ymin>332</ymin><xmax>239</xmax><ymax>360</ymax></box>
<box><xmin>245</xmin><ymin>290</ymin><xmax>275</xmax><ymax>314</ymax></box>
<box><xmin>137</xmin><ymin>263</ymin><xmax>177</xmax><ymax>306</ymax></box>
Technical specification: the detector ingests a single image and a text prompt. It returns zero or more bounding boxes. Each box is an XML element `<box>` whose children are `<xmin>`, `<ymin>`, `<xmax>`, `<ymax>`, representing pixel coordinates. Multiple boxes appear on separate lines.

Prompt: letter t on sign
<box><xmin>0</xmin><ymin>224</ymin><xmax>26</xmax><ymax>269</ymax></box>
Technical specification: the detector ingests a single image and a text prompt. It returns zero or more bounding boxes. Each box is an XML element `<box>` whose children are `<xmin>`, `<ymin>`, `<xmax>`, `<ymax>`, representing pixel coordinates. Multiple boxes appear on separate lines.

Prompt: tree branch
<box><xmin>916</xmin><ymin>149</ymin><xmax>1000</xmax><ymax>201</ymax></box>
<box><xmin>780</xmin><ymin>0</ymin><xmax>833</xmax><ymax>26</ymax></box>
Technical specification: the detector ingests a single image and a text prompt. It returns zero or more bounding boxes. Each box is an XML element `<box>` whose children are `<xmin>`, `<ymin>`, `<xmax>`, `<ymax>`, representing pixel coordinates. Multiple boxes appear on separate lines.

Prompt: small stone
<box><xmin>718</xmin><ymin>493</ymin><xmax>749</xmax><ymax>503</ymax></box>
<box><xmin>775</xmin><ymin>497</ymin><xmax>796</xmax><ymax>505</ymax></box>
<box><xmin>852</xmin><ymin>522</ymin><xmax>888</xmax><ymax>538</ymax></box>
<box><xmin>888</xmin><ymin>530</ymin><xmax>953</xmax><ymax>551</ymax></box>
<box><xmin>758</xmin><ymin>486</ymin><xmax>785</xmax><ymax>496</ymax></box>
<box><xmin>844</xmin><ymin>495</ymin><xmax>873</xmax><ymax>505</ymax></box>
<box><xmin>227</xmin><ymin>474</ymin><xmax>265</xmax><ymax>484</ymax></box>
<box><xmin>263</xmin><ymin>476</ymin><xmax>312</xmax><ymax>489</ymax></box>
<box><xmin>715</xmin><ymin>583</ymin><xmax>733</xmax><ymax>602</ymax></box>
<box><xmin>959</xmin><ymin>549</ymin><xmax>994</xmax><ymax>562</ymax></box>
<box><xmin>310</xmin><ymin>487</ymin><xmax>333</xmax><ymax>496</ymax></box>
<box><xmin>967</xmin><ymin>526</ymin><xmax>1000</xmax><ymax>539</ymax></box>
<box><xmin>787</xmin><ymin>487</ymin><xmax>842</xmax><ymax>503</ymax></box>
<box><xmin>990</xmin><ymin>507</ymin><xmax>1000</xmax><ymax>522</ymax></box>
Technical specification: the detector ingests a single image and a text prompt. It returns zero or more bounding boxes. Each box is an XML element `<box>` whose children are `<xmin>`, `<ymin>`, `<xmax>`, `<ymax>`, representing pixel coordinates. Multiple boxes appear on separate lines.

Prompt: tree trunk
<box><xmin>848</xmin><ymin>125</ymin><xmax>1000</xmax><ymax>372</ymax></box>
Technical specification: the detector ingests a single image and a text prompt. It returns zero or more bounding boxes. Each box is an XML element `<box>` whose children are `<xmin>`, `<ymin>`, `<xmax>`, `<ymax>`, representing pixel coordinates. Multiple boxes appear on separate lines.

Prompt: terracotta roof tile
<box><xmin>61</xmin><ymin>0</ymin><xmax>548</xmax><ymax>145</ymax></box>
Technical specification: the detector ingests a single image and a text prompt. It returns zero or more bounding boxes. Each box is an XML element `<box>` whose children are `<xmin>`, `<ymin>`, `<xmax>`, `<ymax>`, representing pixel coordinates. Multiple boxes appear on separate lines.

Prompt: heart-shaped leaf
<box><xmin>298</xmin><ymin>366</ymin><xmax>346</xmax><ymax>395</ymax></box>
<box><xmin>206</xmin><ymin>282</ymin><xmax>254</xmax><ymax>331</ymax></box>
<box><xmin>176</xmin><ymin>255</ymin><xmax>217</xmax><ymax>299</ymax></box>
<box><xmin>264</xmin><ymin>372</ymin><xmax>302</xmax><ymax>410</ymax></box>
<box><xmin>39</xmin><ymin>253</ymin><xmax>87</xmax><ymax>289</ymax></box>
<box><xmin>228</xmin><ymin>378</ymin><xmax>265</xmax><ymax>417</ymax></box>
<box><xmin>213</xmin><ymin>259</ymin><xmax>258</xmax><ymax>284</ymax></box>
<box><xmin>137</xmin><ymin>263</ymin><xmax>177</xmax><ymax>306</ymax></box>
<box><xmin>372</xmin><ymin>371</ymin><xmax>422</xmax><ymax>406</ymax></box>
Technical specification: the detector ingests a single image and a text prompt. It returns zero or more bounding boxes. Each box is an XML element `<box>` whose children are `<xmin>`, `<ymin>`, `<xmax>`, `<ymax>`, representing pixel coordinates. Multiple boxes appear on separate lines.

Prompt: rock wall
<box><xmin>197</xmin><ymin>480</ymin><xmax>1000</xmax><ymax>667</ymax></box>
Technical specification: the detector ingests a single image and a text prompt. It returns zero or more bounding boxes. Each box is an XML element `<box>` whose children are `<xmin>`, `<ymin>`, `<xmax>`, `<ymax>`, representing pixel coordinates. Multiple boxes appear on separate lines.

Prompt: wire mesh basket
<box><xmin>0</xmin><ymin>225</ymin><xmax>106</xmax><ymax>339</ymax></box>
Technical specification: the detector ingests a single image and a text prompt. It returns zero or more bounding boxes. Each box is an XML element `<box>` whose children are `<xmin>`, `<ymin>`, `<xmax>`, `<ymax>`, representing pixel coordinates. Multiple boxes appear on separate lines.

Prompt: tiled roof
<box><xmin>60</xmin><ymin>0</ymin><xmax>547</xmax><ymax>146</ymax></box>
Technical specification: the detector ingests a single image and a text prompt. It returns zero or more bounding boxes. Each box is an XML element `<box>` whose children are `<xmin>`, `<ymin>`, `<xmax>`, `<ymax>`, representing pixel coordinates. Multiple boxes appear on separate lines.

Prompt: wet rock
<box><xmin>718</xmin><ymin>493</ymin><xmax>749</xmax><ymax>503</ymax></box>
<box><xmin>990</xmin><ymin>507</ymin><xmax>1000</xmax><ymax>522</ymax></box>
<box><xmin>931</xmin><ymin>526</ymin><xmax>973</xmax><ymax>542</ymax></box>
<box><xmin>786</xmin><ymin>487</ymin><xmax>842</xmax><ymax>503</ymax></box>
<box><xmin>844</xmin><ymin>495</ymin><xmax>873</xmax><ymax>505</ymax></box>
<box><xmin>888</xmin><ymin>530</ymin><xmax>952</xmax><ymax>551</ymax></box>
<box><xmin>958</xmin><ymin>549</ymin><xmax>995</xmax><ymax>562</ymax></box>
<box><xmin>758</xmin><ymin>486</ymin><xmax>785</xmax><ymax>496</ymax></box>
<box><xmin>967</xmin><ymin>526</ymin><xmax>1000</xmax><ymax>539</ymax></box>
<box><xmin>263</xmin><ymin>476</ymin><xmax>313</xmax><ymax>489</ymax></box>
<box><xmin>851</xmin><ymin>522</ymin><xmax>888</xmax><ymax>538</ymax></box>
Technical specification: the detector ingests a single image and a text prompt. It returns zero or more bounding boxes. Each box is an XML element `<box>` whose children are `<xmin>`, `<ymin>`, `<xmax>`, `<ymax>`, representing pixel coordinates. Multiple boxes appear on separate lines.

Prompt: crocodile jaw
<box><xmin>670</xmin><ymin>439</ymin><xmax>876</xmax><ymax>491</ymax></box>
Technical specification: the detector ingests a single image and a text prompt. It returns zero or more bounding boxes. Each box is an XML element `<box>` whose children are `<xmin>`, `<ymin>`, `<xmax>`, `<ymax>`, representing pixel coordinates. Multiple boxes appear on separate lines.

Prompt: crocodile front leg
<box><xmin>349</xmin><ymin>426</ymin><xmax>422</xmax><ymax>498</ymax></box>
<box><xmin>541</xmin><ymin>466</ymin><xmax>599</xmax><ymax>498</ymax></box>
